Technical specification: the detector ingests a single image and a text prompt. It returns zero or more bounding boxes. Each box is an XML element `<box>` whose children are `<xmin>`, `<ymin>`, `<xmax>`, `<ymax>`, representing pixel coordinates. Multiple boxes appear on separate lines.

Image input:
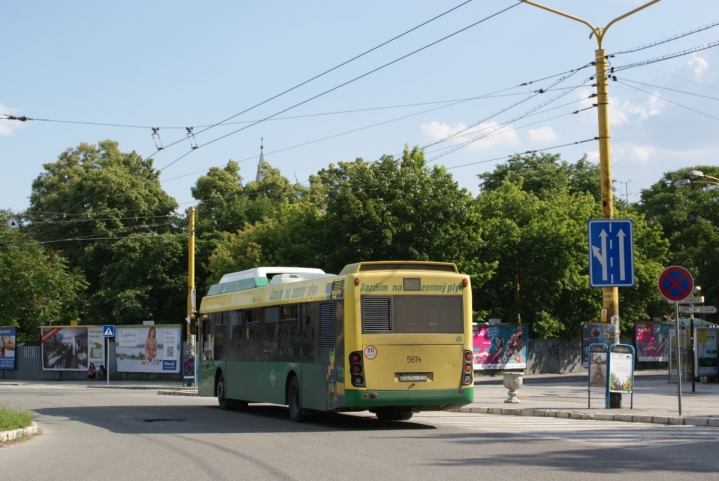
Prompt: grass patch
<box><xmin>0</xmin><ymin>405</ymin><xmax>33</xmax><ymax>431</ymax></box>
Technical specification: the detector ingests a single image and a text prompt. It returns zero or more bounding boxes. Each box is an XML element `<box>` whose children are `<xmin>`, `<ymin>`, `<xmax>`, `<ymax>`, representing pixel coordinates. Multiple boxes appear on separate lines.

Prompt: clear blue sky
<box><xmin>2</xmin><ymin>0</ymin><xmax>718</xmax><ymax>212</ymax></box>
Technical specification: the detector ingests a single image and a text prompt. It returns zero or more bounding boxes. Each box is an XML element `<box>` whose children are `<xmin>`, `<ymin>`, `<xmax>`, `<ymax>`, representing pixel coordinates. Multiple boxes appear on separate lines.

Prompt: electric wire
<box><xmin>616</xmin><ymin>79</ymin><xmax>719</xmax><ymax>122</ymax></box>
<box><xmin>618</xmin><ymin>78</ymin><xmax>719</xmax><ymax>101</ymax></box>
<box><xmin>140</xmin><ymin>0</ymin><xmax>482</xmax><ymax>158</ymax></box>
<box><xmin>155</xmin><ymin>2</ymin><xmax>522</xmax><ymax>172</ymax></box>
<box><xmin>612</xmin><ymin>40</ymin><xmax>719</xmax><ymax>73</ymax></box>
<box><xmin>611</xmin><ymin>20</ymin><xmax>719</xmax><ymax>55</ymax></box>
<box><xmin>443</xmin><ymin>137</ymin><xmax>599</xmax><ymax>170</ymax></box>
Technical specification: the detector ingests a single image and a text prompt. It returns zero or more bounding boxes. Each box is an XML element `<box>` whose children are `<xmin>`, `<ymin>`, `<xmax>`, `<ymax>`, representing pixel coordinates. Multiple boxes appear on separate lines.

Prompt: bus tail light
<box><xmin>462</xmin><ymin>350</ymin><xmax>473</xmax><ymax>386</ymax></box>
<box><xmin>349</xmin><ymin>351</ymin><xmax>365</xmax><ymax>387</ymax></box>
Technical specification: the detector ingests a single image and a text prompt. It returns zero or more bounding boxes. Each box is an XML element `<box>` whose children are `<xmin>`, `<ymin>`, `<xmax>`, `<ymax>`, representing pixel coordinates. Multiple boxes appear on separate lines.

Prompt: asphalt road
<box><xmin>2</xmin><ymin>383</ymin><xmax>718</xmax><ymax>480</ymax></box>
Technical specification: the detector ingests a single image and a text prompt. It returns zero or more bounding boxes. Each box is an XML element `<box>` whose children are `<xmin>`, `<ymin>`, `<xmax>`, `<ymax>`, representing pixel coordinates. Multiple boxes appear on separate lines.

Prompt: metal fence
<box><xmin>1</xmin><ymin>342</ymin><xmax>187</xmax><ymax>381</ymax></box>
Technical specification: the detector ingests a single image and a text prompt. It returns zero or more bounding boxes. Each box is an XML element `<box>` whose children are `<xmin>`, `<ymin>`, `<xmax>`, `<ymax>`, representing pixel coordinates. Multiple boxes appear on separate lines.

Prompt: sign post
<box><xmin>102</xmin><ymin>325</ymin><xmax>115</xmax><ymax>387</ymax></box>
<box><xmin>657</xmin><ymin>266</ymin><xmax>694</xmax><ymax>415</ymax></box>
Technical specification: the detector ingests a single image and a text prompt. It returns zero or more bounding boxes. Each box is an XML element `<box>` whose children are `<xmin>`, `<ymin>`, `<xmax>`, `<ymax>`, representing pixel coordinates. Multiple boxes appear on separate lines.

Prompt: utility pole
<box><xmin>187</xmin><ymin>206</ymin><xmax>196</xmax><ymax>337</ymax></box>
<box><xmin>520</xmin><ymin>0</ymin><xmax>661</xmax><ymax>407</ymax></box>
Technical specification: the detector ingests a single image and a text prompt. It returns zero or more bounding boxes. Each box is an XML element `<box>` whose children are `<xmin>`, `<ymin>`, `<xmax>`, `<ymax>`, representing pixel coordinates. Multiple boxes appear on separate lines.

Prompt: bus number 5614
<box><xmin>406</xmin><ymin>356</ymin><xmax>421</xmax><ymax>363</ymax></box>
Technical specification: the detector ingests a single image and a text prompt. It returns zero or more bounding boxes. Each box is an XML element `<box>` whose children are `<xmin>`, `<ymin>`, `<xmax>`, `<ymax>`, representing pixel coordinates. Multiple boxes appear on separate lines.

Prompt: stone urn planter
<box><xmin>503</xmin><ymin>372</ymin><xmax>523</xmax><ymax>403</ymax></box>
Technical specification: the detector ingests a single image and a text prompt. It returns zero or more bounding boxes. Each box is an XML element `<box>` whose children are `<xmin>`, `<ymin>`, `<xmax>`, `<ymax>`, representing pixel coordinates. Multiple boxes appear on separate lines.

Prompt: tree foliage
<box><xmin>0</xmin><ymin>212</ymin><xmax>87</xmax><ymax>339</ymax></box>
<box><xmin>312</xmin><ymin>146</ymin><xmax>495</xmax><ymax>285</ymax></box>
<box><xmin>478</xmin><ymin>152</ymin><xmax>601</xmax><ymax>201</ymax></box>
<box><xmin>638</xmin><ymin>166</ymin><xmax>719</xmax><ymax>322</ymax></box>
<box><xmin>28</xmin><ymin>140</ymin><xmax>177</xmax><ymax>244</ymax></box>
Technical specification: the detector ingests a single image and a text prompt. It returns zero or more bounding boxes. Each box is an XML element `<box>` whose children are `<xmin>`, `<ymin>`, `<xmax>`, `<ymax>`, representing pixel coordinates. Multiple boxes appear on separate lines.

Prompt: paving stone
<box><xmin>470</xmin><ymin>407</ymin><xmax>488</xmax><ymax>414</ymax></box>
<box><xmin>557</xmin><ymin>411</ymin><xmax>571</xmax><ymax>419</ymax></box>
<box><xmin>520</xmin><ymin>409</ymin><xmax>535</xmax><ymax>416</ymax></box>
<box><xmin>614</xmin><ymin>414</ymin><xmax>634</xmax><ymax>422</ymax></box>
<box><xmin>632</xmin><ymin>415</ymin><xmax>653</xmax><ymax>423</ymax></box>
<box><xmin>685</xmin><ymin>417</ymin><xmax>708</xmax><ymax>426</ymax></box>
<box><xmin>652</xmin><ymin>416</ymin><xmax>670</xmax><ymax>425</ymax></box>
<box><xmin>569</xmin><ymin>412</ymin><xmax>583</xmax><ymax>419</ymax></box>
<box><xmin>488</xmin><ymin>407</ymin><xmax>502</xmax><ymax>415</ymax></box>
<box><xmin>593</xmin><ymin>413</ymin><xmax>615</xmax><ymax>421</ymax></box>
<box><xmin>501</xmin><ymin>408</ymin><xmax>521</xmax><ymax>415</ymax></box>
<box><xmin>707</xmin><ymin>418</ymin><xmax>719</xmax><ymax>427</ymax></box>
<box><xmin>667</xmin><ymin>417</ymin><xmax>685</xmax><ymax>425</ymax></box>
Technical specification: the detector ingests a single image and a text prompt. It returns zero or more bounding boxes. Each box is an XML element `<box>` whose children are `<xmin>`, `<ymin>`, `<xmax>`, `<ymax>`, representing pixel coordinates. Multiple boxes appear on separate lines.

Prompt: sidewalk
<box><xmin>462</xmin><ymin>371</ymin><xmax>719</xmax><ymax>426</ymax></box>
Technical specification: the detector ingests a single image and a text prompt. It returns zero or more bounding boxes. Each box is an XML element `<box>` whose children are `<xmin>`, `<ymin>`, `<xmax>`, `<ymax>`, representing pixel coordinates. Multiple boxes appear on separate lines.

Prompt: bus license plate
<box><xmin>399</xmin><ymin>373</ymin><xmax>427</xmax><ymax>382</ymax></box>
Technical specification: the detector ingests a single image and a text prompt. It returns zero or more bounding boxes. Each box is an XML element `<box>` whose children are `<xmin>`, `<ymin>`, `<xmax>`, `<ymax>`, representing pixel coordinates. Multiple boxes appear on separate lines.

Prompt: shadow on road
<box><xmin>33</xmin><ymin>403</ymin><xmax>437</xmax><ymax>435</ymax></box>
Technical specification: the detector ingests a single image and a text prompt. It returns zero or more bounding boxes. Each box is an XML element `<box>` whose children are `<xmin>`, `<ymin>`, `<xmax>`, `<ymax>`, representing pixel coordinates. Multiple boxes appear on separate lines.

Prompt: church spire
<box><xmin>255</xmin><ymin>137</ymin><xmax>266</xmax><ymax>182</ymax></box>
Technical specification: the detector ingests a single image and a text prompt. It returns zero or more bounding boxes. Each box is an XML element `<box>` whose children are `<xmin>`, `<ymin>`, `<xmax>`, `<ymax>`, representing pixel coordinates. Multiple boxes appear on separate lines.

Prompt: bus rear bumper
<box><xmin>344</xmin><ymin>387</ymin><xmax>473</xmax><ymax>410</ymax></box>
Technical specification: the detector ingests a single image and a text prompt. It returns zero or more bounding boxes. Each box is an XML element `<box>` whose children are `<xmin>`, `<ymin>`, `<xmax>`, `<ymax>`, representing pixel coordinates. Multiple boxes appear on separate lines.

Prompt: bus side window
<box><xmin>229</xmin><ymin>310</ymin><xmax>244</xmax><ymax>362</ymax></box>
<box><xmin>214</xmin><ymin>312</ymin><xmax>229</xmax><ymax>361</ymax></box>
<box><xmin>280</xmin><ymin>304</ymin><xmax>300</xmax><ymax>363</ymax></box>
<box><xmin>300</xmin><ymin>303</ymin><xmax>315</xmax><ymax>362</ymax></box>
<box><xmin>201</xmin><ymin>316</ymin><xmax>212</xmax><ymax>360</ymax></box>
<box><xmin>245</xmin><ymin>308</ymin><xmax>262</xmax><ymax>362</ymax></box>
<box><xmin>263</xmin><ymin>306</ymin><xmax>280</xmax><ymax>362</ymax></box>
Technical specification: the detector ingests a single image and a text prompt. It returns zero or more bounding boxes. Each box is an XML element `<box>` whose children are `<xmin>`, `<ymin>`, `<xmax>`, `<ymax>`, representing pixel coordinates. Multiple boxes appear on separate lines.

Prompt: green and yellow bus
<box><xmin>197</xmin><ymin>261</ymin><xmax>474</xmax><ymax>422</ymax></box>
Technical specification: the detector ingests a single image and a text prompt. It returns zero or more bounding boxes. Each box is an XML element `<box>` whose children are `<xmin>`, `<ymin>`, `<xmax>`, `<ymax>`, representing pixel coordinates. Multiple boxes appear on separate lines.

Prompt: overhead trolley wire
<box><xmin>611</xmin><ymin>20</ymin><xmax>719</xmax><ymax>56</ymax></box>
<box><xmin>612</xmin><ymin>40</ymin><xmax>719</xmax><ymax>73</ymax></box>
<box><xmin>156</xmin><ymin>2</ymin><xmax>522</xmax><ymax>172</ymax></box>
<box><xmin>444</xmin><ymin>137</ymin><xmax>599</xmax><ymax>171</ymax></box>
<box><xmin>142</xmin><ymin>0</ymin><xmax>481</xmax><ymax>158</ymax></box>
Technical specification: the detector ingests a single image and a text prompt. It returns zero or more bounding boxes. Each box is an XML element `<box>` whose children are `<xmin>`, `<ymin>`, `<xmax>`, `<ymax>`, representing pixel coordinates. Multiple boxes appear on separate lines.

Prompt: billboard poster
<box><xmin>0</xmin><ymin>327</ymin><xmax>17</xmax><ymax>370</ymax></box>
<box><xmin>41</xmin><ymin>327</ymin><xmax>104</xmax><ymax>371</ymax></box>
<box><xmin>609</xmin><ymin>352</ymin><xmax>633</xmax><ymax>393</ymax></box>
<box><xmin>695</xmin><ymin>328</ymin><xmax>718</xmax><ymax>377</ymax></box>
<box><xmin>581</xmin><ymin>323</ymin><xmax>606</xmax><ymax>368</ymax></box>
<box><xmin>635</xmin><ymin>322</ymin><xmax>671</xmax><ymax>362</ymax></box>
<box><xmin>472</xmin><ymin>324</ymin><xmax>527</xmax><ymax>370</ymax></box>
<box><xmin>588</xmin><ymin>350</ymin><xmax>607</xmax><ymax>392</ymax></box>
<box><xmin>116</xmin><ymin>326</ymin><xmax>181</xmax><ymax>373</ymax></box>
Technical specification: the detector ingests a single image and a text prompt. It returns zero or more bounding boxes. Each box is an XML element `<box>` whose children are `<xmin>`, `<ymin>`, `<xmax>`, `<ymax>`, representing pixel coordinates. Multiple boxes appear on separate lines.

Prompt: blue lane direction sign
<box><xmin>588</xmin><ymin>219</ymin><xmax>635</xmax><ymax>288</ymax></box>
<box><xmin>102</xmin><ymin>325</ymin><xmax>115</xmax><ymax>338</ymax></box>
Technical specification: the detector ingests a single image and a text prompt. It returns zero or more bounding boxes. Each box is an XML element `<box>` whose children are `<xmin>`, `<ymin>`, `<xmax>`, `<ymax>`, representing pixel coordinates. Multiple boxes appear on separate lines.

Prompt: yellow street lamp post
<box><xmin>519</xmin><ymin>1</ymin><xmax>661</xmax><ymax>407</ymax></box>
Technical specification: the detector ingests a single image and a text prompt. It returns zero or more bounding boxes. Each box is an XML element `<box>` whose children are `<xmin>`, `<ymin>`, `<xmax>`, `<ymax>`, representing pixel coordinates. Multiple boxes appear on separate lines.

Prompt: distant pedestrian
<box><xmin>87</xmin><ymin>362</ymin><xmax>97</xmax><ymax>381</ymax></box>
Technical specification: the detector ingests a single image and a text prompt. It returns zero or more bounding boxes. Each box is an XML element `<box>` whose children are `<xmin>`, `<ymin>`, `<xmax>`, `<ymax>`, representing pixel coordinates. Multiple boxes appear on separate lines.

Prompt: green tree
<box><xmin>205</xmin><ymin>204</ymin><xmax>324</xmax><ymax>287</ymax></box>
<box><xmin>478</xmin><ymin>152</ymin><xmax>601</xmax><ymax>201</ymax></box>
<box><xmin>638</xmin><ymin>166</ymin><xmax>719</xmax><ymax>322</ymax></box>
<box><xmin>312</xmin><ymin>146</ymin><xmax>495</xmax><ymax>285</ymax></box>
<box><xmin>474</xmin><ymin>155</ymin><xmax>670</xmax><ymax>339</ymax></box>
<box><xmin>84</xmin><ymin>234</ymin><xmax>187</xmax><ymax>325</ymax></box>
<box><xmin>0</xmin><ymin>212</ymin><xmax>87</xmax><ymax>340</ymax></box>
<box><xmin>28</xmin><ymin>140</ymin><xmax>177</xmax><ymax>244</ymax></box>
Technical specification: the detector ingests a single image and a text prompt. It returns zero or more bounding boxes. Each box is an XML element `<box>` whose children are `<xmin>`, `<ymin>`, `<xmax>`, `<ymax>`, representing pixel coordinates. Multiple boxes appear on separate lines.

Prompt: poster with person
<box><xmin>0</xmin><ymin>327</ymin><xmax>17</xmax><ymax>370</ymax></box>
<box><xmin>635</xmin><ymin>322</ymin><xmax>671</xmax><ymax>362</ymax></box>
<box><xmin>473</xmin><ymin>324</ymin><xmax>527</xmax><ymax>370</ymax></box>
<box><xmin>115</xmin><ymin>326</ymin><xmax>181</xmax><ymax>373</ymax></box>
<box><xmin>40</xmin><ymin>326</ymin><xmax>104</xmax><ymax>371</ymax></box>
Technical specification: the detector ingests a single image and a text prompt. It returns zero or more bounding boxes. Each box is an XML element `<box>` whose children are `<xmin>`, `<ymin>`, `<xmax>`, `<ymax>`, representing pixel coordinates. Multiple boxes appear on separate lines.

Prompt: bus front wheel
<box><xmin>288</xmin><ymin>377</ymin><xmax>305</xmax><ymax>423</ymax></box>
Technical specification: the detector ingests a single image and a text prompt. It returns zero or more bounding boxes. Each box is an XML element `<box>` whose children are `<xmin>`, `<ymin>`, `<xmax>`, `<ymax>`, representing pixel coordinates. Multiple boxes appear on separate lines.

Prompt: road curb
<box><xmin>449</xmin><ymin>407</ymin><xmax>719</xmax><ymax>427</ymax></box>
<box><xmin>0</xmin><ymin>422</ymin><xmax>38</xmax><ymax>443</ymax></box>
<box><xmin>157</xmin><ymin>390</ymin><xmax>198</xmax><ymax>396</ymax></box>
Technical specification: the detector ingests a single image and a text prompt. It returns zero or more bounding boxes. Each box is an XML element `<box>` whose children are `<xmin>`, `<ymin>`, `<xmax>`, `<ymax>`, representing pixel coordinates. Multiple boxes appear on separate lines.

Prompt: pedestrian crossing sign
<box><xmin>102</xmin><ymin>325</ymin><xmax>115</xmax><ymax>337</ymax></box>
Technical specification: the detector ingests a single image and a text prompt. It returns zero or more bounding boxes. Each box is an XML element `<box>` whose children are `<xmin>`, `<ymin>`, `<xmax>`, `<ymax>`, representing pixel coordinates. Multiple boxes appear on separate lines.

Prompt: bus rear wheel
<box><xmin>288</xmin><ymin>377</ymin><xmax>305</xmax><ymax>423</ymax></box>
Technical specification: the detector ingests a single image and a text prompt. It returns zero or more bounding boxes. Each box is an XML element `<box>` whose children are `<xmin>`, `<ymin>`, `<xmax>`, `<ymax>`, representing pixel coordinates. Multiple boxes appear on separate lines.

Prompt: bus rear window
<box><xmin>361</xmin><ymin>295</ymin><xmax>463</xmax><ymax>334</ymax></box>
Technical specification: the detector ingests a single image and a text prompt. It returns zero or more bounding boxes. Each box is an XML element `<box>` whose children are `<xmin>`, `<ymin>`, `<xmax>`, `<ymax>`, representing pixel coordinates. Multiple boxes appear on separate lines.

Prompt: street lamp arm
<box><xmin>704</xmin><ymin>174</ymin><xmax>719</xmax><ymax>183</ymax></box>
<box><xmin>519</xmin><ymin>1</ymin><xmax>597</xmax><ymax>38</ymax></box>
<box><xmin>519</xmin><ymin>0</ymin><xmax>662</xmax><ymax>48</ymax></box>
<box><xmin>603</xmin><ymin>0</ymin><xmax>662</xmax><ymax>41</ymax></box>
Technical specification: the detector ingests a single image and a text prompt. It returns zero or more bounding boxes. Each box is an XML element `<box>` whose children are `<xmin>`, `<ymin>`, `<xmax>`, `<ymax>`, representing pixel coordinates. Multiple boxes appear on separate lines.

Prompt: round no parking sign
<box><xmin>658</xmin><ymin>266</ymin><xmax>694</xmax><ymax>302</ymax></box>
